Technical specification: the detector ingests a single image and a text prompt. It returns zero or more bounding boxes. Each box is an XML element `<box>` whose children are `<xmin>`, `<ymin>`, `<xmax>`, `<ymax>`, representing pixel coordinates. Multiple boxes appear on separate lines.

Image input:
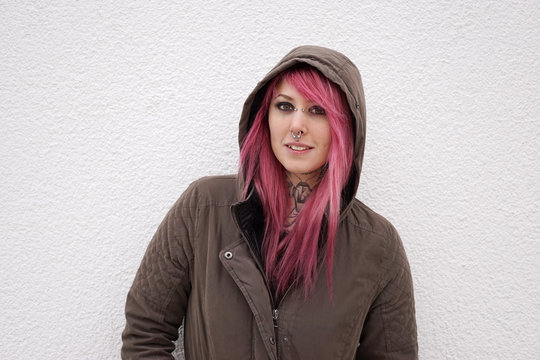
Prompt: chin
<box><xmin>284</xmin><ymin>165</ymin><xmax>321</xmax><ymax>176</ymax></box>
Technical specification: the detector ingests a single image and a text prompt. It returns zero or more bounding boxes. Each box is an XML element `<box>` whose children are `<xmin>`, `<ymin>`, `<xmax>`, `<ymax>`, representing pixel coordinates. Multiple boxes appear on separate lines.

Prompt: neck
<box><xmin>284</xmin><ymin>168</ymin><xmax>324</xmax><ymax>229</ymax></box>
<box><xmin>287</xmin><ymin>168</ymin><xmax>322</xmax><ymax>189</ymax></box>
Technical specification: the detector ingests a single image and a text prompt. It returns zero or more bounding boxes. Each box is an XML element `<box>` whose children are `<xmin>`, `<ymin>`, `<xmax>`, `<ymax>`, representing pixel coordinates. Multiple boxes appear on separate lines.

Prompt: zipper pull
<box><xmin>272</xmin><ymin>309</ymin><xmax>279</xmax><ymax>328</ymax></box>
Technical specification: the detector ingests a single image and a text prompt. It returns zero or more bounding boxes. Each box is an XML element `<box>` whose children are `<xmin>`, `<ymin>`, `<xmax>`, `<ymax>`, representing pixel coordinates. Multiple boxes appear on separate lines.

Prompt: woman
<box><xmin>122</xmin><ymin>45</ymin><xmax>418</xmax><ymax>359</ymax></box>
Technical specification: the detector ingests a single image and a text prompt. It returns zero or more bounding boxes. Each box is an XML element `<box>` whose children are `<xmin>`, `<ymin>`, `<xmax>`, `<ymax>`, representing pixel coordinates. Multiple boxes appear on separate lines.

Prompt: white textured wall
<box><xmin>1</xmin><ymin>1</ymin><xmax>538</xmax><ymax>359</ymax></box>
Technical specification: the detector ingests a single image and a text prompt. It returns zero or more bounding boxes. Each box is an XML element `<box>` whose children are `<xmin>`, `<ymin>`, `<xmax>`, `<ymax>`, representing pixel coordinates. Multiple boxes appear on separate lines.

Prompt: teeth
<box><xmin>289</xmin><ymin>145</ymin><xmax>308</xmax><ymax>151</ymax></box>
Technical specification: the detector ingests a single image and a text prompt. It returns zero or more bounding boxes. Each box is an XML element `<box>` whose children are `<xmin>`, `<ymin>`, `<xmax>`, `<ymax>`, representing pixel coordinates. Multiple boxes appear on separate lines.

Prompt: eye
<box><xmin>276</xmin><ymin>102</ymin><xmax>295</xmax><ymax>112</ymax></box>
<box><xmin>309</xmin><ymin>106</ymin><xmax>326</xmax><ymax>116</ymax></box>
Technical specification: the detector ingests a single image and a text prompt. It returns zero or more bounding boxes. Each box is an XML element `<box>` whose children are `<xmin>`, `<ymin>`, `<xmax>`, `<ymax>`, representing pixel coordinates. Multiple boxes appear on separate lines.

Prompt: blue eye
<box><xmin>276</xmin><ymin>102</ymin><xmax>295</xmax><ymax>112</ymax></box>
<box><xmin>309</xmin><ymin>106</ymin><xmax>326</xmax><ymax>115</ymax></box>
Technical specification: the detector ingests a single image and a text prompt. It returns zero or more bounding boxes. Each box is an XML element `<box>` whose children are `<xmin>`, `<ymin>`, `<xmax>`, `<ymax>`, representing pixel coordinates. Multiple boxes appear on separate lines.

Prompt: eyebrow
<box><xmin>275</xmin><ymin>93</ymin><xmax>316</xmax><ymax>104</ymax></box>
<box><xmin>275</xmin><ymin>93</ymin><xmax>293</xmax><ymax>100</ymax></box>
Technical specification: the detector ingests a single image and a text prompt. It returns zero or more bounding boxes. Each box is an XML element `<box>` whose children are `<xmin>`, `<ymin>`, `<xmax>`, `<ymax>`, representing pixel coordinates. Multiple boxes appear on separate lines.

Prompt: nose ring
<box><xmin>292</xmin><ymin>130</ymin><xmax>302</xmax><ymax>141</ymax></box>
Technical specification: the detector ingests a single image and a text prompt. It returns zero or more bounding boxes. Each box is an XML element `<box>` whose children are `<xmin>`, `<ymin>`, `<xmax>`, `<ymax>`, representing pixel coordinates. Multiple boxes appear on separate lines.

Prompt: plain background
<box><xmin>1</xmin><ymin>1</ymin><xmax>539</xmax><ymax>359</ymax></box>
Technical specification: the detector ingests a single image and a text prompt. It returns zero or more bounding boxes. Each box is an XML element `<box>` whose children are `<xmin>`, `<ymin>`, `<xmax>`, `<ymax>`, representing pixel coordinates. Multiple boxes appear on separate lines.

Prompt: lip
<box><xmin>285</xmin><ymin>142</ymin><xmax>313</xmax><ymax>153</ymax></box>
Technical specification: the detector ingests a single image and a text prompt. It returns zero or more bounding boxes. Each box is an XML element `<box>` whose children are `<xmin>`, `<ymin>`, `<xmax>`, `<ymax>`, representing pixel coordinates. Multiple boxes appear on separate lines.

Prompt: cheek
<box><xmin>268</xmin><ymin>114</ymin><xmax>286</xmax><ymax>143</ymax></box>
<box><xmin>267</xmin><ymin>120</ymin><xmax>281</xmax><ymax>155</ymax></box>
<box><xmin>318</xmin><ymin>123</ymin><xmax>332</xmax><ymax>153</ymax></box>
<box><xmin>268</xmin><ymin>121</ymin><xmax>278</xmax><ymax>145</ymax></box>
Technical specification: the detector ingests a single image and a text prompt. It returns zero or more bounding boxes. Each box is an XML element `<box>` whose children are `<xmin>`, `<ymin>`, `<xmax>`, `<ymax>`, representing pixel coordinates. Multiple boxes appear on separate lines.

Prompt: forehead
<box><xmin>274</xmin><ymin>79</ymin><xmax>312</xmax><ymax>102</ymax></box>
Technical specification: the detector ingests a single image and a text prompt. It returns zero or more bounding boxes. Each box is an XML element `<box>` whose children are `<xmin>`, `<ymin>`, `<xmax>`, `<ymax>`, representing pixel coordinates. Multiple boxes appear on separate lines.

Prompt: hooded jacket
<box><xmin>122</xmin><ymin>45</ymin><xmax>418</xmax><ymax>359</ymax></box>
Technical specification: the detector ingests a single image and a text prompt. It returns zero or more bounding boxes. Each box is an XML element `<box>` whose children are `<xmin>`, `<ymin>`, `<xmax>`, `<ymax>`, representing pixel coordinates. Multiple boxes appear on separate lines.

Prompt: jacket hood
<box><xmin>238</xmin><ymin>45</ymin><xmax>366</xmax><ymax>209</ymax></box>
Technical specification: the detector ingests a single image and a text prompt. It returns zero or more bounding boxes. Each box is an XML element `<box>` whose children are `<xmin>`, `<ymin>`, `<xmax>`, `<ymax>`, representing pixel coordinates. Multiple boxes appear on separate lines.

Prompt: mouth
<box><xmin>286</xmin><ymin>143</ymin><xmax>313</xmax><ymax>152</ymax></box>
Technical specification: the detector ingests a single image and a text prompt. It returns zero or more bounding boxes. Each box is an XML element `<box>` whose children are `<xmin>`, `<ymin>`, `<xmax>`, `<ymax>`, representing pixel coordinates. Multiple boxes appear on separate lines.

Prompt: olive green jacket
<box><xmin>122</xmin><ymin>45</ymin><xmax>418</xmax><ymax>359</ymax></box>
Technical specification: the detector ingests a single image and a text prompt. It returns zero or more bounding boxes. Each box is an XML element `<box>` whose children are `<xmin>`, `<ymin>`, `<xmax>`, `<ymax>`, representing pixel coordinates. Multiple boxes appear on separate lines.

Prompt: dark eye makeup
<box><xmin>309</xmin><ymin>106</ymin><xmax>326</xmax><ymax>115</ymax></box>
<box><xmin>275</xmin><ymin>101</ymin><xmax>326</xmax><ymax>116</ymax></box>
<box><xmin>276</xmin><ymin>102</ymin><xmax>296</xmax><ymax>111</ymax></box>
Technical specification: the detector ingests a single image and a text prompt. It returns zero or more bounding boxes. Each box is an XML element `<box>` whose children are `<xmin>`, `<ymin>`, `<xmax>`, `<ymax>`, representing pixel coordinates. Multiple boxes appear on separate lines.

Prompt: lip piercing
<box><xmin>292</xmin><ymin>130</ymin><xmax>302</xmax><ymax>141</ymax></box>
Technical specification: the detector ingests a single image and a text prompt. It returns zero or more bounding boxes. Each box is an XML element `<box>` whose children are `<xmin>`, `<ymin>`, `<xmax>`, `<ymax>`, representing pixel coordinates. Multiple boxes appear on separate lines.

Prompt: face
<box><xmin>268</xmin><ymin>79</ymin><xmax>331</xmax><ymax>182</ymax></box>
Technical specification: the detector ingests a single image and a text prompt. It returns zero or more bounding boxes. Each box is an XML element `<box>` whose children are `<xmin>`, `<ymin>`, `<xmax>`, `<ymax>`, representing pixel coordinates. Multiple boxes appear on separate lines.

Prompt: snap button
<box><xmin>224</xmin><ymin>251</ymin><xmax>233</xmax><ymax>259</ymax></box>
<box><xmin>283</xmin><ymin>336</ymin><xmax>289</xmax><ymax>342</ymax></box>
<box><xmin>269</xmin><ymin>336</ymin><xmax>275</xmax><ymax>345</ymax></box>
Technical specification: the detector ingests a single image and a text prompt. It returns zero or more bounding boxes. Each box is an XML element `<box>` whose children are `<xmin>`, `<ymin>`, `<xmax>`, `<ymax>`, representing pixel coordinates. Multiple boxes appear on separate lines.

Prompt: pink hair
<box><xmin>239</xmin><ymin>65</ymin><xmax>354</xmax><ymax>299</ymax></box>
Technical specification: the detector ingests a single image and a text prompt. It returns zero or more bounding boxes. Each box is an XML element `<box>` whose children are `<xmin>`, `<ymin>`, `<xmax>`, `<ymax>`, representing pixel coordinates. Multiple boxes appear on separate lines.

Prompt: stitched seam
<box><xmin>337</xmin><ymin>302</ymin><xmax>362</xmax><ymax>359</ymax></box>
<box><xmin>344</xmin><ymin>219</ymin><xmax>390</xmax><ymax>241</ymax></box>
<box><xmin>178</xmin><ymin>200</ymin><xmax>235</xmax><ymax>209</ymax></box>
<box><xmin>251</xmin><ymin>316</ymin><xmax>256</xmax><ymax>360</ymax></box>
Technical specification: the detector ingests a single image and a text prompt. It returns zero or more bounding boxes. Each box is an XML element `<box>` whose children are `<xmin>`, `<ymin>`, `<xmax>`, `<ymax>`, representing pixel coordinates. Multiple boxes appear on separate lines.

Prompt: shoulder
<box><xmin>344</xmin><ymin>199</ymin><xmax>409</xmax><ymax>271</ymax></box>
<box><xmin>345</xmin><ymin>199</ymin><xmax>400</xmax><ymax>240</ymax></box>
<box><xmin>174</xmin><ymin>175</ymin><xmax>240</xmax><ymax>209</ymax></box>
<box><xmin>160</xmin><ymin>175</ymin><xmax>239</xmax><ymax>237</ymax></box>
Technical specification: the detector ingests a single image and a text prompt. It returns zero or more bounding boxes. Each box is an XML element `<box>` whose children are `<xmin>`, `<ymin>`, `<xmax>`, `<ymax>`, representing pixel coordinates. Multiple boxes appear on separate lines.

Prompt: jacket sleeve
<box><xmin>121</xmin><ymin>191</ymin><xmax>195</xmax><ymax>359</ymax></box>
<box><xmin>355</xmin><ymin>226</ymin><xmax>418</xmax><ymax>360</ymax></box>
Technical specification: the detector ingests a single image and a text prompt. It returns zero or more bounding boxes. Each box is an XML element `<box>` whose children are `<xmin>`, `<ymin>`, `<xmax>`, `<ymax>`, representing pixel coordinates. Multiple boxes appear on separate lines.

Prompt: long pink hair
<box><xmin>239</xmin><ymin>65</ymin><xmax>354</xmax><ymax>298</ymax></box>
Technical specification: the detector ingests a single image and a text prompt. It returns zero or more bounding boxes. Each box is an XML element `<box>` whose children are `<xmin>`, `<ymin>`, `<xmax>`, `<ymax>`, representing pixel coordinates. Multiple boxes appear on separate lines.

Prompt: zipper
<box><xmin>232</xmin><ymin>209</ymin><xmax>281</xmax><ymax>358</ymax></box>
<box><xmin>272</xmin><ymin>309</ymin><xmax>279</xmax><ymax>358</ymax></box>
<box><xmin>271</xmin><ymin>280</ymin><xmax>299</xmax><ymax>359</ymax></box>
<box><xmin>231</xmin><ymin>203</ymin><xmax>294</xmax><ymax>359</ymax></box>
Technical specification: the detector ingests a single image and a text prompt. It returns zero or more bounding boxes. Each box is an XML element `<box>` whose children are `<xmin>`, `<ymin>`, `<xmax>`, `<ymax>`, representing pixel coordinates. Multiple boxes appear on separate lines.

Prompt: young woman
<box><xmin>122</xmin><ymin>45</ymin><xmax>418</xmax><ymax>359</ymax></box>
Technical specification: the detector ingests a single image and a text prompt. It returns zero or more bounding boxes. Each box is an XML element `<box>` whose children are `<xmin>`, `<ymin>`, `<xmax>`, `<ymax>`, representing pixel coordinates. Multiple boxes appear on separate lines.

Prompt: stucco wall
<box><xmin>1</xmin><ymin>1</ymin><xmax>538</xmax><ymax>359</ymax></box>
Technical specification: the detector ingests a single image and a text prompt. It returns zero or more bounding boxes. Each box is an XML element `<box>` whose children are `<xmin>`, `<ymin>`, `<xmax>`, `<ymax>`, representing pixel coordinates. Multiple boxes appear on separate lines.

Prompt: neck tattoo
<box><xmin>285</xmin><ymin>170</ymin><xmax>322</xmax><ymax>229</ymax></box>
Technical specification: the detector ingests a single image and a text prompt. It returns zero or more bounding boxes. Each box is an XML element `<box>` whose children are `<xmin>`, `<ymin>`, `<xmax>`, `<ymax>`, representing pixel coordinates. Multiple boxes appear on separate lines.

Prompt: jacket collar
<box><xmin>231</xmin><ymin>186</ymin><xmax>265</xmax><ymax>269</ymax></box>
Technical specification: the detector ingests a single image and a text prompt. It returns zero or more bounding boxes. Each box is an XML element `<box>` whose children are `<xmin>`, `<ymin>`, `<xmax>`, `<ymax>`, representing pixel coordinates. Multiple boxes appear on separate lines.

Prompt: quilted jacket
<box><xmin>122</xmin><ymin>45</ymin><xmax>418</xmax><ymax>359</ymax></box>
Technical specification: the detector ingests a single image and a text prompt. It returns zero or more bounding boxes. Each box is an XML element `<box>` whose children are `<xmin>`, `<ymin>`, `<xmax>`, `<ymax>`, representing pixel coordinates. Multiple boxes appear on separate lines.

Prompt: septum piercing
<box><xmin>292</xmin><ymin>130</ymin><xmax>302</xmax><ymax>141</ymax></box>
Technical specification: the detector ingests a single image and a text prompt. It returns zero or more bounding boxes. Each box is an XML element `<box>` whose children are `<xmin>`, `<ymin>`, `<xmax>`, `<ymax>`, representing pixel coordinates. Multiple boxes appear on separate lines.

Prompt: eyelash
<box><xmin>275</xmin><ymin>102</ymin><xmax>326</xmax><ymax>116</ymax></box>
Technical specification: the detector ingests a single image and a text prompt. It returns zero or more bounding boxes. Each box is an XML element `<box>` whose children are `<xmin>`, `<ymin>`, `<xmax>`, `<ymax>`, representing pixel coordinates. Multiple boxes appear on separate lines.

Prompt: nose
<box><xmin>289</xmin><ymin>109</ymin><xmax>308</xmax><ymax>136</ymax></box>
